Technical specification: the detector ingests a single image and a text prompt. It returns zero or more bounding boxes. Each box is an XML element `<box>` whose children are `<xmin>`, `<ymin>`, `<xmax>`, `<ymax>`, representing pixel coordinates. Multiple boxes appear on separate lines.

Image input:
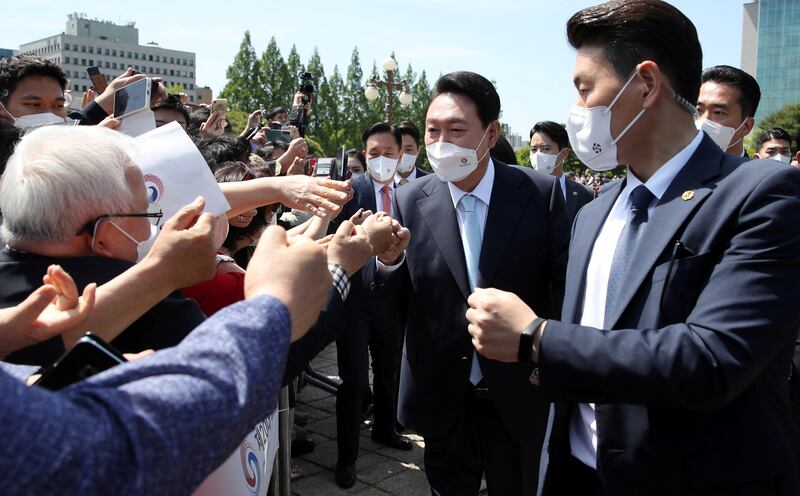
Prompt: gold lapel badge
<box><xmin>682</xmin><ymin>190</ymin><xmax>695</xmax><ymax>201</ymax></box>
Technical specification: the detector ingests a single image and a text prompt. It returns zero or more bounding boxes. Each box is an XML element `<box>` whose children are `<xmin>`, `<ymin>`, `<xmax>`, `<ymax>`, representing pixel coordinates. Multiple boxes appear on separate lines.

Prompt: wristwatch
<box><xmin>518</xmin><ymin>317</ymin><xmax>545</xmax><ymax>363</ymax></box>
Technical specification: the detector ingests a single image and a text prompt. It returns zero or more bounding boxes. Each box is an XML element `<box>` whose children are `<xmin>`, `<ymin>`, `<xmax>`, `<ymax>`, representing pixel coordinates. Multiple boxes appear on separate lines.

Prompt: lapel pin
<box><xmin>682</xmin><ymin>190</ymin><xmax>695</xmax><ymax>201</ymax></box>
<box><xmin>572</xmin><ymin>191</ymin><xmax>578</xmax><ymax>196</ymax></box>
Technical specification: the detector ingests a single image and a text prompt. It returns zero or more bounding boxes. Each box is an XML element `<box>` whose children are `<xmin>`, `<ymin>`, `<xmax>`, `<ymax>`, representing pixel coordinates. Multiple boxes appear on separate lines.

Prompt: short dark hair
<box><xmin>196</xmin><ymin>135</ymin><xmax>251</xmax><ymax>170</ymax></box>
<box><xmin>433</xmin><ymin>71</ymin><xmax>500</xmax><ymax>128</ymax></box>
<box><xmin>267</xmin><ymin>106</ymin><xmax>287</xmax><ymax>120</ymax></box>
<box><xmin>346</xmin><ymin>148</ymin><xmax>365</xmax><ymax>165</ymax></box>
<box><xmin>395</xmin><ymin>120</ymin><xmax>420</xmax><ymax>145</ymax></box>
<box><xmin>530</xmin><ymin>121</ymin><xmax>570</xmax><ymax>151</ymax></box>
<box><xmin>490</xmin><ymin>135</ymin><xmax>517</xmax><ymax>165</ymax></box>
<box><xmin>701</xmin><ymin>65</ymin><xmax>761</xmax><ymax>119</ymax></box>
<box><xmin>566</xmin><ymin>0</ymin><xmax>702</xmax><ymax>108</ymax></box>
<box><xmin>755</xmin><ymin>127</ymin><xmax>792</xmax><ymax>152</ymax></box>
<box><xmin>362</xmin><ymin>122</ymin><xmax>401</xmax><ymax>148</ymax></box>
<box><xmin>0</xmin><ymin>55</ymin><xmax>68</xmax><ymax>104</ymax></box>
<box><xmin>152</xmin><ymin>94</ymin><xmax>190</xmax><ymax>124</ymax></box>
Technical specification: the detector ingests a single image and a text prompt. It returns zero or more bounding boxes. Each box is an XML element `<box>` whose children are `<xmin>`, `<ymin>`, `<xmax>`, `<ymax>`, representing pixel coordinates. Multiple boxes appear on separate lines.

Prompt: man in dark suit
<box><xmin>370</xmin><ymin>71</ymin><xmax>569</xmax><ymax>495</ymax></box>
<box><xmin>466</xmin><ymin>2</ymin><xmax>800</xmax><ymax>495</ymax></box>
<box><xmin>329</xmin><ymin>122</ymin><xmax>412</xmax><ymax>488</ymax></box>
<box><xmin>529</xmin><ymin>120</ymin><xmax>594</xmax><ymax>226</ymax></box>
<box><xmin>395</xmin><ymin>120</ymin><xmax>430</xmax><ymax>186</ymax></box>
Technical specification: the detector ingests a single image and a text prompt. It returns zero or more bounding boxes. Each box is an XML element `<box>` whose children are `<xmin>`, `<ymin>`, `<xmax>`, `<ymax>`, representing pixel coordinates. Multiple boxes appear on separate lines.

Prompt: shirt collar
<box><xmin>395</xmin><ymin>168</ymin><xmax>416</xmax><ymax>183</ymax></box>
<box><xmin>625</xmin><ymin>130</ymin><xmax>703</xmax><ymax>200</ymax></box>
<box><xmin>448</xmin><ymin>159</ymin><xmax>495</xmax><ymax>209</ymax></box>
<box><xmin>372</xmin><ymin>177</ymin><xmax>394</xmax><ymax>194</ymax></box>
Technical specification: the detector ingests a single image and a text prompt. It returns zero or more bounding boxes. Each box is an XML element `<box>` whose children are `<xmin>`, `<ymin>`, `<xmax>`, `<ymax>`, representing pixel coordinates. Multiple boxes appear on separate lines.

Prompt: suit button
<box><xmin>369</xmin><ymin>282</ymin><xmax>376</xmax><ymax>291</ymax></box>
<box><xmin>461</xmin><ymin>356</ymin><xmax>469</xmax><ymax>363</ymax></box>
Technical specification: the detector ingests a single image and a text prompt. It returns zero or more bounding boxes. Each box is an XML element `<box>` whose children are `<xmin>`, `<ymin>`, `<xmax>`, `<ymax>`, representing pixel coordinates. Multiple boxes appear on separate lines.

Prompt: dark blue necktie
<box><xmin>604</xmin><ymin>185</ymin><xmax>655</xmax><ymax>328</ymax></box>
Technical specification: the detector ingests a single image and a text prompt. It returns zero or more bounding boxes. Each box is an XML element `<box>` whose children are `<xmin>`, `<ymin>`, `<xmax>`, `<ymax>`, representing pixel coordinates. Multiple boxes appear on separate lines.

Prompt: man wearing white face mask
<box><xmin>464</xmin><ymin>2</ymin><xmax>800</xmax><ymax>495</ymax></box>
<box><xmin>696</xmin><ymin>65</ymin><xmax>761</xmax><ymax>157</ymax></box>
<box><xmin>395</xmin><ymin>120</ymin><xmax>430</xmax><ymax>185</ymax></box>
<box><xmin>0</xmin><ymin>125</ymin><xmax>213</xmax><ymax>368</ymax></box>
<box><xmin>0</xmin><ymin>56</ymin><xmax>70</xmax><ymax>129</ymax></box>
<box><xmin>529</xmin><ymin>120</ymin><xmax>594</xmax><ymax>226</ymax></box>
<box><xmin>327</xmin><ymin>122</ymin><xmax>413</xmax><ymax>488</ymax></box>
<box><xmin>366</xmin><ymin>71</ymin><xmax>569</xmax><ymax>495</ymax></box>
<box><xmin>754</xmin><ymin>127</ymin><xmax>793</xmax><ymax>164</ymax></box>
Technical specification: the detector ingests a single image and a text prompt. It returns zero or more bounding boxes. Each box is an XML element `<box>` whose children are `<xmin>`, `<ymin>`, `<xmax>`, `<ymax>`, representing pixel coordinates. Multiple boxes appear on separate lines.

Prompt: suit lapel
<box><xmin>561</xmin><ymin>181</ymin><xmax>622</xmax><ymax>323</ymax></box>
<box><xmin>417</xmin><ymin>179</ymin><xmax>472</xmax><ymax>300</ymax></box>
<box><xmin>604</xmin><ymin>136</ymin><xmax>724</xmax><ymax>328</ymax></box>
<box><xmin>479</xmin><ymin>162</ymin><xmax>529</xmax><ymax>287</ymax></box>
<box><xmin>356</xmin><ymin>174</ymin><xmax>378</xmax><ymax>213</ymax></box>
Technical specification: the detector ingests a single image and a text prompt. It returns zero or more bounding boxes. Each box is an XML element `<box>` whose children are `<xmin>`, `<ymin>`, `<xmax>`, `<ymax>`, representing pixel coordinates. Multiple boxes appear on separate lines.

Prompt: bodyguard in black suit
<box><xmin>529</xmin><ymin>120</ymin><xmax>594</xmax><ymax>226</ymax></box>
<box><xmin>467</xmin><ymin>3</ymin><xmax>800</xmax><ymax>495</ymax></box>
<box><xmin>369</xmin><ymin>72</ymin><xmax>569</xmax><ymax>495</ymax></box>
<box><xmin>394</xmin><ymin>120</ymin><xmax>430</xmax><ymax>186</ymax></box>
<box><xmin>328</xmin><ymin>123</ymin><xmax>411</xmax><ymax>488</ymax></box>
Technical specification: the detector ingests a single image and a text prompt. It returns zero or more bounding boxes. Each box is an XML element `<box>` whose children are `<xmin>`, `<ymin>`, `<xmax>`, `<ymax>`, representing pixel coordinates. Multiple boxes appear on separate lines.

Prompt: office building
<box><xmin>18</xmin><ymin>13</ymin><xmax>198</xmax><ymax>106</ymax></box>
<box><xmin>740</xmin><ymin>0</ymin><xmax>800</xmax><ymax>122</ymax></box>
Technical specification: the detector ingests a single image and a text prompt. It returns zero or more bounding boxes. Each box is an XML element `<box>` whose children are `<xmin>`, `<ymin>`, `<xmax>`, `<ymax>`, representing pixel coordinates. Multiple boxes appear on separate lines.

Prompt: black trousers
<box><xmin>335</xmin><ymin>316</ymin><xmax>402</xmax><ymax>465</ymax></box>
<box><xmin>423</xmin><ymin>387</ymin><xmax>540</xmax><ymax>496</ymax></box>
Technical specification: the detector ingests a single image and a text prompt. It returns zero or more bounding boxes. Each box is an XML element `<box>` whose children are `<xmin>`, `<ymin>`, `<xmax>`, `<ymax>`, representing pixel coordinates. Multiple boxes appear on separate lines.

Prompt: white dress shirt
<box><xmin>569</xmin><ymin>131</ymin><xmax>704</xmax><ymax>469</ymax></box>
<box><xmin>395</xmin><ymin>168</ymin><xmax>418</xmax><ymax>185</ymax></box>
<box><xmin>372</xmin><ymin>178</ymin><xmax>395</xmax><ymax>214</ymax></box>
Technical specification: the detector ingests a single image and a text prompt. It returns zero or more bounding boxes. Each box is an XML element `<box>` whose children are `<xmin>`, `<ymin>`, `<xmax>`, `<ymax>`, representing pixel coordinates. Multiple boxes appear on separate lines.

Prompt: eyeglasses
<box><xmin>76</xmin><ymin>205</ymin><xmax>163</xmax><ymax>236</ymax></box>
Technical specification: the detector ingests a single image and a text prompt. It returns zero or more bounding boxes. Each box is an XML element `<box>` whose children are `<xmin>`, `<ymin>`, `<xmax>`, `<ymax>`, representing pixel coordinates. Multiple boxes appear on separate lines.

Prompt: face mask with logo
<box><xmin>695</xmin><ymin>118</ymin><xmax>747</xmax><ymax>152</ymax></box>
<box><xmin>566</xmin><ymin>70</ymin><xmax>646</xmax><ymax>172</ymax></box>
<box><xmin>396</xmin><ymin>153</ymin><xmax>417</xmax><ymax>174</ymax></box>
<box><xmin>108</xmin><ymin>221</ymin><xmax>159</xmax><ymax>263</ymax></box>
<box><xmin>530</xmin><ymin>151</ymin><xmax>560</xmax><ymax>174</ymax></box>
<box><xmin>427</xmin><ymin>126</ymin><xmax>491</xmax><ymax>183</ymax></box>
<box><xmin>769</xmin><ymin>153</ymin><xmax>791</xmax><ymax>164</ymax></box>
<box><xmin>367</xmin><ymin>156</ymin><xmax>399</xmax><ymax>183</ymax></box>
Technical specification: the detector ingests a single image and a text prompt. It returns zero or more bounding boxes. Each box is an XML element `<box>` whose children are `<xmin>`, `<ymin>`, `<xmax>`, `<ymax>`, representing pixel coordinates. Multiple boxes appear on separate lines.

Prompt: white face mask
<box><xmin>108</xmin><ymin>221</ymin><xmax>159</xmax><ymax>263</ymax></box>
<box><xmin>768</xmin><ymin>153</ymin><xmax>791</xmax><ymax>164</ymax></box>
<box><xmin>367</xmin><ymin>156</ymin><xmax>399</xmax><ymax>183</ymax></box>
<box><xmin>13</xmin><ymin>112</ymin><xmax>67</xmax><ymax>129</ymax></box>
<box><xmin>396</xmin><ymin>153</ymin><xmax>417</xmax><ymax>174</ymax></box>
<box><xmin>695</xmin><ymin>118</ymin><xmax>747</xmax><ymax>152</ymax></box>
<box><xmin>566</xmin><ymin>70</ymin><xmax>645</xmax><ymax>172</ymax></box>
<box><xmin>350</xmin><ymin>171</ymin><xmax>364</xmax><ymax>180</ymax></box>
<box><xmin>426</xmin><ymin>126</ymin><xmax>491</xmax><ymax>183</ymax></box>
<box><xmin>530</xmin><ymin>151</ymin><xmax>560</xmax><ymax>174</ymax></box>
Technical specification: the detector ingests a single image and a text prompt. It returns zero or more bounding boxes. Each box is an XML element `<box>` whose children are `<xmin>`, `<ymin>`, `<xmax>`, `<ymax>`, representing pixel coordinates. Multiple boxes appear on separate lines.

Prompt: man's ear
<box><xmin>487</xmin><ymin>120</ymin><xmax>501</xmax><ymax>149</ymax></box>
<box><xmin>89</xmin><ymin>220</ymin><xmax>116</xmax><ymax>258</ymax></box>
<box><xmin>637</xmin><ymin>60</ymin><xmax>662</xmax><ymax>110</ymax></box>
<box><xmin>743</xmin><ymin>116</ymin><xmax>756</xmax><ymax>136</ymax></box>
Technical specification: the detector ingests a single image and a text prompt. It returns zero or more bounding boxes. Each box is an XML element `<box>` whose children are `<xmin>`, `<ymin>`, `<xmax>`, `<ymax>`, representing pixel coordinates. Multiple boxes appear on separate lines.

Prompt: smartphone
<box><xmin>315</xmin><ymin>158</ymin><xmax>333</xmax><ymax>177</ymax></box>
<box><xmin>266</xmin><ymin>128</ymin><xmax>291</xmax><ymax>144</ymax></box>
<box><xmin>33</xmin><ymin>333</ymin><xmax>127</xmax><ymax>391</ymax></box>
<box><xmin>211</xmin><ymin>98</ymin><xmax>228</xmax><ymax>117</ymax></box>
<box><xmin>86</xmin><ymin>66</ymin><xmax>108</xmax><ymax>93</ymax></box>
<box><xmin>113</xmin><ymin>77</ymin><xmax>152</xmax><ymax>119</ymax></box>
<box><xmin>333</xmin><ymin>146</ymin><xmax>347</xmax><ymax>181</ymax></box>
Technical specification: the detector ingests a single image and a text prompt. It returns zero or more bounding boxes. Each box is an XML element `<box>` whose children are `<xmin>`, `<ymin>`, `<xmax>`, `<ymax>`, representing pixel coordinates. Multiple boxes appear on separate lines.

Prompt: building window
<box><xmin>170</xmin><ymin>69</ymin><xmax>175</xmax><ymax>76</ymax></box>
<box><xmin>190</xmin><ymin>95</ymin><xmax>194</xmax><ymax>102</ymax></box>
<box><xmin>73</xmin><ymin>84</ymin><xmax>79</xmax><ymax>91</ymax></box>
<box><xmin>105</xmin><ymin>61</ymin><xmax>110</xmax><ymax>68</ymax></box>
<box><xmin>190</xmin><ymin>59</ymin><xmax>194</xmax><ymax>66</ymax></box>
<box><xmin>182</xmin><ymin>83</ymin><xmax>187</xmax><ymax>89</ymax></box>
<box><xmin>82</xmin><ymin>85</ymin><xmax>87</xmax><ymax>92</ymax></box>
<box><xmin>73</xmin><ymin>71</ymin><xmax>79</xmax><ymax>78</ymax></box>
<box><xmin>112</xmin><ymin>62</ymin><xmax>118</xmax><ymax>69</ymax></box>
<box><xmin>64</xmin><ymin>43</ymin><xmax>70</xmax><ymax>51</ymax></box>
<box><xmin>190</xmin><ymin>83</ymin><xmax>194</xmax><ymax>90</ymax></box>
<box><xmin>170</xmin><ymin>57</ymin><xmax>174</xmax><ymax>64</ymax></box>
<box><xmin>89</xmin><ymin>59</ymin><xmax>94</xmax><ymax>66</ymax></box>
<box><xmin>64</xmin><ymin>56</ymin><xmax>70</xmax><ymax>64</ymax></box>
<box><xmin>112</xmin><ymin>49</ymin><xmax>117</xmax><ymax>56</ymax></box>
<box><xmin>155</xmin><ymin>55</ymin><xmax>160</xmax><ymax>62</ymax></box>
<box><xmin>190</xmin><ymin>71</ymin><xmax>194</xmax><ymax>78</ymax></box>
<box><xmin>149</xmin><ymin>54</ymin><xmax>153</xmax><ymax>61</ymax></box>
<box><xmin>105</xmin><ymin>48</ymin><xmax>110</xmax><ymax>55</ymax></box>
<box><xmin>88</xmin><ymin>46</ymin><xmax>93</xmax><ymax>54</ymax></box>
<box><xmin>81</xmin><ymin>58</ymin><xmax>86</xmax><ymax>65</ymax></box>
<box><xmin>81</xmin><ymin>45</ymin><xmax>86</xmax><ymax>53</ymax></box>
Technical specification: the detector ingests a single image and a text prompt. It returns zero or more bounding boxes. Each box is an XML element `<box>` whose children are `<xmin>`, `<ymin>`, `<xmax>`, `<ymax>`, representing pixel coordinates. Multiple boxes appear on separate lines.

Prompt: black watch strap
<box><xmin>518</xmin><ymin>317</ymin><xmax>545</xmax><ymax>363</ymax></box>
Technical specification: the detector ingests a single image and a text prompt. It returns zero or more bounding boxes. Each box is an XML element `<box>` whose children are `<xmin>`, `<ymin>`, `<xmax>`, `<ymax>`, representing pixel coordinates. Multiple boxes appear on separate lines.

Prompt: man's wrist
<box><xmin>518</xmin><ymin>317</ymin><xmax>546</xmax><ymax>363</ymax></box>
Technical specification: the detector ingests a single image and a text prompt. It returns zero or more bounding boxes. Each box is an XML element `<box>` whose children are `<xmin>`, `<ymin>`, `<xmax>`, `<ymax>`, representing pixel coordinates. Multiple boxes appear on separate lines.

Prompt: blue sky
<box><xmin>1</xmin><ymin>0</ymin><xmax>746</xmax><ymax>139</ymax></box>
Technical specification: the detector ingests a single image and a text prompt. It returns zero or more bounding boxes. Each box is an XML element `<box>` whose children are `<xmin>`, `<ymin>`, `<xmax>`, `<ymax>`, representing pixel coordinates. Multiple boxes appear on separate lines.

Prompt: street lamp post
<box><xmin>364</xmin><ymin>57</ymin><xmax>413</xmax><ymax>124</ymax></box>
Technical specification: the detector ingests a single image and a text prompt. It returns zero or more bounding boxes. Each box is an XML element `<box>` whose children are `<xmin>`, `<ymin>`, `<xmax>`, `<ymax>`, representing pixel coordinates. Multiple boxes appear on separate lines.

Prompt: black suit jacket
<box><xmin>0</xmin><ymin>250</ymin><xmax>205</xmax><ymax>366</ymax></box>
<box><xmin>564</xmin><ymin>177</ymin><xmax>594</xmax><ymax>227</ymax></box>
<box><xmin>538</xmin><ymin>135</ymin><xmax>800</xmax><ymax>496</ymax></box>
<box><xmin>367</xmin><ymin>160</ymin><xmax>570</xmax><ymax>446</ymax></box>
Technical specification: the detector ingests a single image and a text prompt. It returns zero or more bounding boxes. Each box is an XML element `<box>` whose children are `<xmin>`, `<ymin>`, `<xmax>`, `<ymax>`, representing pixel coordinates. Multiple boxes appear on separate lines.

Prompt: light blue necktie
<box><xmin>460</xmin><ymin>194</ymin><xmax>484</xmax><ymax>385</ymax></box>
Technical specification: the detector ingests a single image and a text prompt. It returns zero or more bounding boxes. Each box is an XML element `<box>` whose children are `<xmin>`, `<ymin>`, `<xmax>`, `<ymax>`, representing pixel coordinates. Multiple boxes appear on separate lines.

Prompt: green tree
<box><xmin>166</xmin><ymin>83</ymin><xmax>184</xmax><ymax>95</ymax></box>
<box><xmin>258</xmin><ymin>37</ymin><xmax>289</xmax><ymax>111</ymax></box>
<box><xmin>758</xmin><ymin>103</ymin><xmax>800</xmax><ymax>142</ymax></box>
<box><xmin>282</xmin><ymin>45</ymin><xmax>305</xmax><ymax>101</ymax></box>
<box><xmin>304</xmin><ymin>48</ymin><xmax>326</xmax><ymax>140</ymax></box>
<box><xmin>343</xmin><ymin>47</ymin><xmax>370</xmax><ymax>149</ymax></box>
<box><xmin>219</xmin><ymin>31</ymin><xmax>263</xmax><ymax>112</ymax></box>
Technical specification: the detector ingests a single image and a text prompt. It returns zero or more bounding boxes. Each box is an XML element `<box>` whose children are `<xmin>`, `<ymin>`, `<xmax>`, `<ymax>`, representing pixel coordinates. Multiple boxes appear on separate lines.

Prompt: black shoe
<box><xmin>335</xmin><ymin>463</ymin><xmax>357</xmax><ymax>489</ymax></box>
<box><xmin>371</xmin><ymin>430</ymin><xmax>413</xmax><ymax>451</ymax></box>
<box><xmin>291</xmin><ymin>437</ymin><xmax>315</xmax><ymax>456</ymax></box>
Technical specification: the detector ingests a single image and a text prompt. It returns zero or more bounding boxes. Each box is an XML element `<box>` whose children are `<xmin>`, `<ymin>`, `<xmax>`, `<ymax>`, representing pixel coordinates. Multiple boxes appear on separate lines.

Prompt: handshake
<box><xmin>246</xmin><ymin>210</ymin><xmax>410</xmax><ymax>342</ymax></box>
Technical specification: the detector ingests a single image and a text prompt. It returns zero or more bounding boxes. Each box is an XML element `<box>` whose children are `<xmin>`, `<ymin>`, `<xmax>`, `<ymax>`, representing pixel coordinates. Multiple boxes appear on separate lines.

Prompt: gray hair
<box><xmin>1</xmin><ymin>125</ymin><xmax>139</xmax><ymax>245</ymax></box>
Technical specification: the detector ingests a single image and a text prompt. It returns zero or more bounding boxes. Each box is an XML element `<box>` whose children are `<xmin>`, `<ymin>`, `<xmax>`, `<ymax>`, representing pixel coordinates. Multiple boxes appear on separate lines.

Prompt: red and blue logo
<box><xmin>143</xmin><ymin>174</ymin><xmax>165</xmax><ymax>204</ymax></box>
<box><xmin>240</xmin><ymin>441</ymin><xmax>260</xmax><ymax>495</ymax></box>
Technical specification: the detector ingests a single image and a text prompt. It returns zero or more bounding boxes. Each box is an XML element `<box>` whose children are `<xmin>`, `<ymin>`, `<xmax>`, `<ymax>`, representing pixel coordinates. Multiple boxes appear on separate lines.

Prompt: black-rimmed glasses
<box><xmin>76</xmin><ymin>205</ymin><xmax>163</xmax><ymax>236</ymax></box>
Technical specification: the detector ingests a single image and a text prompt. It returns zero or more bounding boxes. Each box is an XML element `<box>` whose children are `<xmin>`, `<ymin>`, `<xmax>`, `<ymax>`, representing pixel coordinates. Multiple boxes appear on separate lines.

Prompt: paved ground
<box><xmin>290</xmin><ymin>343</ymin><xmax>431</xmax><ymax>496</ymax></box>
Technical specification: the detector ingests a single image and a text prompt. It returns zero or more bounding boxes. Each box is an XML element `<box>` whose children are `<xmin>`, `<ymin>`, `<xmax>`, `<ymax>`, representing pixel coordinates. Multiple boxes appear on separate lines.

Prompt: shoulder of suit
<box><xmin>395</xmin><ymin>171</ymin><xmax>438</xmax><ymax>203</ymax></box>
<box><xmin>502</xmin><ymin>161</ymin><xmax>559</xmax><ymax>191</ymax></box>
